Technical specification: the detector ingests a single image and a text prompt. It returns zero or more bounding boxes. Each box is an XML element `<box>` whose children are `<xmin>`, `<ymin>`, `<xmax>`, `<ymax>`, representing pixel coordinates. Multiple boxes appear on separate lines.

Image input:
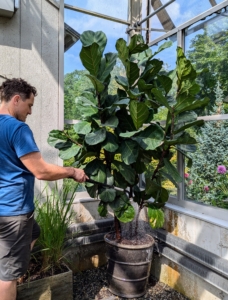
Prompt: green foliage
<box><xmin>35</xmin><ymin>182</ymin><xmax>77</xmax><ymax>272</ymax></box>
<box><xmin>64</xmin><ymin>70</ymin><xmax>91</xmax><ymax>120</ymax></box>
<box><xmin>186</xmin><ymin>82</ymin><xmax>228</xmax><ymax>209</ymax></box>
<box><xmin>186</xmin><ymin>18</ymin><xmax>228</xmax><ymax>112</ymax></box>
<box><xmin>49</xmin><ymin>31</ymin><xmax>208</xmax><ymax>239</ymax></box>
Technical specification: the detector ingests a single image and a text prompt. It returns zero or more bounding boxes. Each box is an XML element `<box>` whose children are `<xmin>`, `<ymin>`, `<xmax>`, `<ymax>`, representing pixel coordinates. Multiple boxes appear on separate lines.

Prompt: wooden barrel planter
<box><xmin>104</xmin><ymin>234</ymin><xmax>155</xmax><ymax>299</ymax></box>
<box><xmin>17</xmin><ymin>266</ymin><xmax>73</xmax><ymax>300</ymax></box>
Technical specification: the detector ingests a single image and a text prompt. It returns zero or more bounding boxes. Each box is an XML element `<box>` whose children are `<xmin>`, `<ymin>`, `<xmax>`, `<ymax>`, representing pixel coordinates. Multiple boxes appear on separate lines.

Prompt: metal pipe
<box><xmin>136</xmin><ymin>0</ymin><xmax>176</xmax><ymax>26</ymax></box>
<box><xmin>64</xmin><ymin>4</ymin><xmax>130</xmax><ymax>26</ymax></box>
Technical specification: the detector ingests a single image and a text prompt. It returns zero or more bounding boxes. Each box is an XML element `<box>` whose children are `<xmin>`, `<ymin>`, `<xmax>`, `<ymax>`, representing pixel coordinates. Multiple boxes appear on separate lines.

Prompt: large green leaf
<box><xmin>126</xmin><ymin>61</ymin><xmax>140</xmax><ymax>86</ymax></box>
<box><xmin>86</xmin><ymin>75</ymin><xmax>105</xmax><ymax>93</ymax></box>
<box><xmin>138</xmin><ymin>79</ymin><xmax>153</xmax><ymax>92</ymax></box>
<box><xmin>115</xmin><ymin>38</ymin><xmax>129</xmax><ymax>67</ymax></box>
<box><xmin>84</xmin><ymin>159</ymin><xmax>103</xmax><ymax>176</ymax></box>
<box><xmin>113</xmin><ymin>98</ymin><xmax>130</xmax><ymax>106</ymax></box>
<box><xmin>175</xmin><ymin>97</ymin><xmax>209</xmax><ymax>115</ymax></box>
<box><xmin>177</xmin><ymin>144</ymin><xmax>197</xmax><ymax>153</ymax></box>
<box><xmin>175</xmin><ymin>111</ymin><xmax>197</xmax><ymax>123</ymax></box>
<box><xmin>132</xmin><ymin>124</ymin><xmax>164</xmax><ymax>150</ymax></box>
<box><xmin>129</xmin><ymin>101</ymin><xmax>149</xmax><ymax>130</ymax></box>
<box><xmin>148</xmin><ymin>208</ymin><xmax>165</xmax><ymax>229</ymax></box>
<box><xmin>128</xmin><ymin>89</ymin><xmax>143</xmax><ymax>99</ymax></box>
<box><xmin>113</xmin><ymin>161</ymin><xmax>136</xmax><ymax>185</ymax></box>
<box><xmin>73</xmin><ymin>121</ymin><xmax>91</xmax><ymax>135</ymax></box>
<box><xmin>109</xmin><ymin>194</ymin><xmax>129</xmax><ymax>211</ymax></box>
<box><xmin>151</xmin><ymin>88</ymin><xmax>171</xmax><ymax>110</ymax></box>
<box><xmin>75</xmin><ymin>96</ymin><xmax>98</xmax><ymax>118</ymax></box>
<box><xmin>98</xmin><ymin>202</ymin><xmax>108</xmax><ymax>217</ymax></box>
<box><xmin>80</xmin><ymin>30</ymin><xmax>107</xmax><ymax>54</ymax></box>
<box><xmin>116</xmin><ymin>109</ymin><xmax>136</xmax><ymax>132</ymax></box>
<box><xmin>157</xmin><ymin>75</ymin><xmax>172</xmax><ymax>94</ymax></box>
<box><xmin>152</xmin><ymin>41</ymin><xmax>172</xmax><ymax>58</ymax></box>
<box><xmin>132</xmin><ymin>48</ymin><xmax>153</xmax><ymax>66</ymax></box>
<box><xmin>106</xmin><ymin>169</ymin><xmax>114</xmax><ymax>186</ymax></box>
<box><xmin>48</xmin><ymin>130</ymin><xmax>67</xmax><ymax>147</ymax></box>
<box><xmin>165</xmin><ymin>132</ymin><xmax>197</xmax><ymax>146</ymax></box>
<box><xmin>75</xmin><ymin>96</ymin><xmax>97</xmax><ymax>107</ymax></box>
<box><xmin>174</xmin><ymin>120</ymin><xmax>204</xmax><ymax>134</ymax></box>
<box><xmin>102</xmin><ymin>116</ymin><xmax>119</xmax><ymax>128</ymax></box>
<box><xmin>128</xmin><ymin>34</ymin><xmax>148</xmax><ymax>55</ymax></box>
<box><xmin>80</xmin><ymin>43</ymin><xmax>102</xmax><ymax>76</ymax></box>
<box><xmin>101</xmin><ymin>132</ymin><xmax>119</xmax><ymax>152</ymax></box>
<box><xmin>115</xmin><ymin>203</ymin><xmax>135</xmax><ymax>223</ymax></box>
<box><xmin>141</xmin><ymin>59</ymin><xmax>163</xmax><ymax>81</ymax></box>
<box><xmin>115</xmin><ymin>76</ymin><xmax>129</xmax><ymax>90</ymax></box>
<box><xmin>98</xmin><ymin>52</ymin><xmax>117</xmax><ymax>82</ymax></box>
<box><xmin>99</xmin><ymin>189</ymin><xmax>116</xmax><ymax>202</ymax></box>
<box><xmin>145</xmin><ymin>180</ymin><xmax>169</xmax><ymax>204</ymax></box>
<box><xmin>81</xmin><ymin>91</ymin><xmax>97</xmax><ymax>105</ymax></box>
<box><xmin>176</xmin><ymin>47</ymin><xmax>196</xmax><ymax>80</ymax></box>
<box><xmin>86</xmin><ymin>184</ymin><xmax>98</xmax><ymax>198</ymax></box>
<box><xmin>163</xmin><ymin>158</ymin><xmax>182</xmax><ymax>184</ymax></box>
<box><xmin>85</xmin><ymin>128</ymin><xmax>106</xmax><ymax>145</ymax></box>
<box><xmin>119</xmin><ymin>140</ymin><xmax>139</xmax><ymax>165</ymax></box>
<box><xmin>59</xmin><ymin>144</ymin><xmax>81</xmax><ymax>160</ymax></box>
<box><xmin>119</xmin><ymin>130</ymin><xmax>140</xmax><ymax>138</ymax></box>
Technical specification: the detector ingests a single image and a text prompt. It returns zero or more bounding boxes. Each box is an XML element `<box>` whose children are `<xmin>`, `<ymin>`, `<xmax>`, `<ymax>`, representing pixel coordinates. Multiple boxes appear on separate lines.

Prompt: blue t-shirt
<box><xmin>0</xmin><ymin>115</ymin><xmax>40</xmax><ymax>216</ymax></box>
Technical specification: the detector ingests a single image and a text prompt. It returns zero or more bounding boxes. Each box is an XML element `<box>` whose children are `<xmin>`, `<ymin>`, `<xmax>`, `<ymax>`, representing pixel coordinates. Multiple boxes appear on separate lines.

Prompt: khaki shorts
<box><xmin>0</xmin><ymin>211</ymin><xmax>40</xmax><ymax>281</ymax></box>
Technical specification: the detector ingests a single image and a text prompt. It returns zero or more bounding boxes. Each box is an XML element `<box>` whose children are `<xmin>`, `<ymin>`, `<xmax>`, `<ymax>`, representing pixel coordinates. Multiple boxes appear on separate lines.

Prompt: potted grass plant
<box><xmin>17</xmin><ymin>182</ymin><xmax>77</xmax><ymax>300</ymax></box>
<box><xmin>48</xmin><ymin>31</ymin><xmax>209</xmax><ymax>298</ymax></box>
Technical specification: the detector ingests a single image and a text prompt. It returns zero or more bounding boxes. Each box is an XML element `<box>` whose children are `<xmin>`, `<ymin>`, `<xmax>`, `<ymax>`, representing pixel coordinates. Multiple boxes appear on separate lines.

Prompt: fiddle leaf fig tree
<box><xmin>48</xmin><ymin>31</ymin><xmax>209</xmax><ymax>241</ymax></box>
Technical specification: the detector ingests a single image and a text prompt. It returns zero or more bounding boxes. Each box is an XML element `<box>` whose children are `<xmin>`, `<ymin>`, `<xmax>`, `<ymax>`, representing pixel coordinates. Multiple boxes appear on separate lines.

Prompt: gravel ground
<box><xmin>73</xmin><ymin>265</ymin><xmax>189</xmax><ymax>300</ymax></box>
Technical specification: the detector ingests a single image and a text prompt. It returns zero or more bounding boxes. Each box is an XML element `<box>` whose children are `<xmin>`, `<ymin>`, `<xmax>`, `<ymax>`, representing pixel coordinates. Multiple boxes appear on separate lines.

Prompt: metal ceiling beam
<box><xmin>137</xmin><ymin>0</ymin><xmax>175</xmax><ymax>26</ymax></box>
<box><xmin>151</xmin><ymin>0</ymin><xmax>175</xmax><ymax>31</ymax></box>
<box><xmin>209</xmin><ymin>0</ymin><xmax>217</xmax><ymax>6</ymax></box>
<box><xmin>64</xmin><ymin>3</ymin><xmax>130</xmax><ymax>26</ymax></box>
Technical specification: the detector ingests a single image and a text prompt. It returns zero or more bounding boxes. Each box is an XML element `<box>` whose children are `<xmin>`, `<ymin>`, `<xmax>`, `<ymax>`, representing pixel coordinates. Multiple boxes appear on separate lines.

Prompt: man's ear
<box><xmin>12</xmin><ymin>95</ymin><xmax>20</xmax><ymax>105</ymax></box>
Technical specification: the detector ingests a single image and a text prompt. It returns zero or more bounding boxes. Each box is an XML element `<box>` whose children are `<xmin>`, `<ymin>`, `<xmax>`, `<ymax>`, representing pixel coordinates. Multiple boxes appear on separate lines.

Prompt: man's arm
<box><xmin>20</xmin><ymin>152</ymin><xmax>88</xmax><ymax>182</ymax></box>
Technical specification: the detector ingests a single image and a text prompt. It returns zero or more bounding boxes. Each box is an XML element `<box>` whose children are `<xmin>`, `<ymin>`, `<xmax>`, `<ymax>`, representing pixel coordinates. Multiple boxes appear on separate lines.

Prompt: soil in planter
<box><xmin>106</xmin><ymin>220</ymin><xmax>154</xmax><ymax>245</ymax></box>
<box><xmin>17</xmin><ymin>255</ymin><xmax>68</xmax><ymax>285</ymax></box>
<box><xmin>106</xmin><ymin>231</ymin><xmax>153</xmax><ymax>245</ymax></box>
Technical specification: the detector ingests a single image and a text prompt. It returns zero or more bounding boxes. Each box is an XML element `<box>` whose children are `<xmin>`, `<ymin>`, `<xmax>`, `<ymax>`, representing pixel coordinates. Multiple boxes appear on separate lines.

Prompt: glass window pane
<box><xmin>64</xmin><ymin>0</ymin><xmax>129</xmax><ymax>20</ymax></box>
<box><xmin>185</xmin><ymin>117</ymin><xmax>228</xmax><ymax>210</ymax></box>
<box><xmin>64</xmin><ymin>10</ymin><xmax>127</xmax><ymax>73</ymax></box>
<box><xmin>185</xmin><ymin>10</ymin><xmax>228</xmax><ymax>116</ymax></box>
<box><xmin>64</xmin><ymin>11</ymin><xmax>127</xmax><ymax>119</ymax></box>
<box><xmin>149</xmin><ymin>0</ymin><xmax>226</xmax><ymax>41</ymax></box>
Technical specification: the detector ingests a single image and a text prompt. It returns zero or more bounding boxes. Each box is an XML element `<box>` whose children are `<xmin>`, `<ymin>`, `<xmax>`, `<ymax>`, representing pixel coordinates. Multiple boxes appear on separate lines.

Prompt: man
<box><xmin>0</xmin><ymin>78</ymin><xmax>88</xmax><ymax>300</ymax></box>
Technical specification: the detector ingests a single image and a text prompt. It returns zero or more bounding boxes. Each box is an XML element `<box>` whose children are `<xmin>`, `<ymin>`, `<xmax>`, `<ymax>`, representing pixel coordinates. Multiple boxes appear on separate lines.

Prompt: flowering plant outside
<box><xmin>186</xmin><ymin>164</ymin><xmax>228</xmax><ymax>209</ymax></box>
<box><xmin>204</xmin><ymin>186</ymin><xmax>209</xmax><ymax>192</ymax></box>
<box><xmin>217</xmin><ymin>165</ymin><xmax>227</xmax><ymax>174</ymax></box>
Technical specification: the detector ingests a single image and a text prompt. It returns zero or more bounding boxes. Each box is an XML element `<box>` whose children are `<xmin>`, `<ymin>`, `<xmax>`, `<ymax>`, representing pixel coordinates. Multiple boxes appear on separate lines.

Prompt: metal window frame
<box><xmin>148</xmin><ymin>0</ymin><xmax>228</xmax><ymax>47</ymax></box>
<box><xmin>63</xmin><ymin>0</ymin><xmax>228</xmax><ymax>222</ymax></box>
<box><xmin>150</xmin><ymin>1</ymin><xmax>228</xmax><ymax>222</ymax></box>
<box><xmin>64</xmin><ymin>3</ymin><xmax>130</xmax><ymax>26</ymax></box>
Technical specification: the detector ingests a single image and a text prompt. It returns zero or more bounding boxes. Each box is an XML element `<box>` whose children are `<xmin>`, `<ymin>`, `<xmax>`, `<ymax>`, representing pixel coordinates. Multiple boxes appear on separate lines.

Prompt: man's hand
<box><xmin>20</xmin><ymin>152</ymin><xmax>89</xmax><ymax>182</ymax></box>
<box><xmin>72</xmin><ymin>168</ymin><xmax>88</xmax><ymax>183</ymax></box>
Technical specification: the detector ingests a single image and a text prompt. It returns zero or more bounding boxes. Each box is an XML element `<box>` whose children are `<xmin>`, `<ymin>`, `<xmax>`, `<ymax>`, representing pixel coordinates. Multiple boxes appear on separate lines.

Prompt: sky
<box><xmin>64</xmin><ymin>0</ymin><xmax>225</xmax><ymax>74</ymax></box>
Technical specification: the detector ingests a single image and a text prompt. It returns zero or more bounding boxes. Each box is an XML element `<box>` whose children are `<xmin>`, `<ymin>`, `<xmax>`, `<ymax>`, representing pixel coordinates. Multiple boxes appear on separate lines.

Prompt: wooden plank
<box><xmin>17</xmin><ymin>269</ymin><xmax>73</xmax><ymax>300</ymax></box>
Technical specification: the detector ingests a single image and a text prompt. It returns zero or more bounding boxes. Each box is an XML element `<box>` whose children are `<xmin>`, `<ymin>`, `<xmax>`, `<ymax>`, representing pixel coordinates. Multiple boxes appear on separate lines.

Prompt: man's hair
<box><xmin>0</xmin><ymin>78</ymin><xmax>37</xmax><ymax>102</ymax></box>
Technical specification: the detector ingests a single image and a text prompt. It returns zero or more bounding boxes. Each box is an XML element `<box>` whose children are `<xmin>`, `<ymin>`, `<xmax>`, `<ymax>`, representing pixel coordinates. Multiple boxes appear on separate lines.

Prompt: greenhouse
<box><xmin>0</xmin><ymin>1</ymin><xmax>228</xmax><ymax>300</ymax></box>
